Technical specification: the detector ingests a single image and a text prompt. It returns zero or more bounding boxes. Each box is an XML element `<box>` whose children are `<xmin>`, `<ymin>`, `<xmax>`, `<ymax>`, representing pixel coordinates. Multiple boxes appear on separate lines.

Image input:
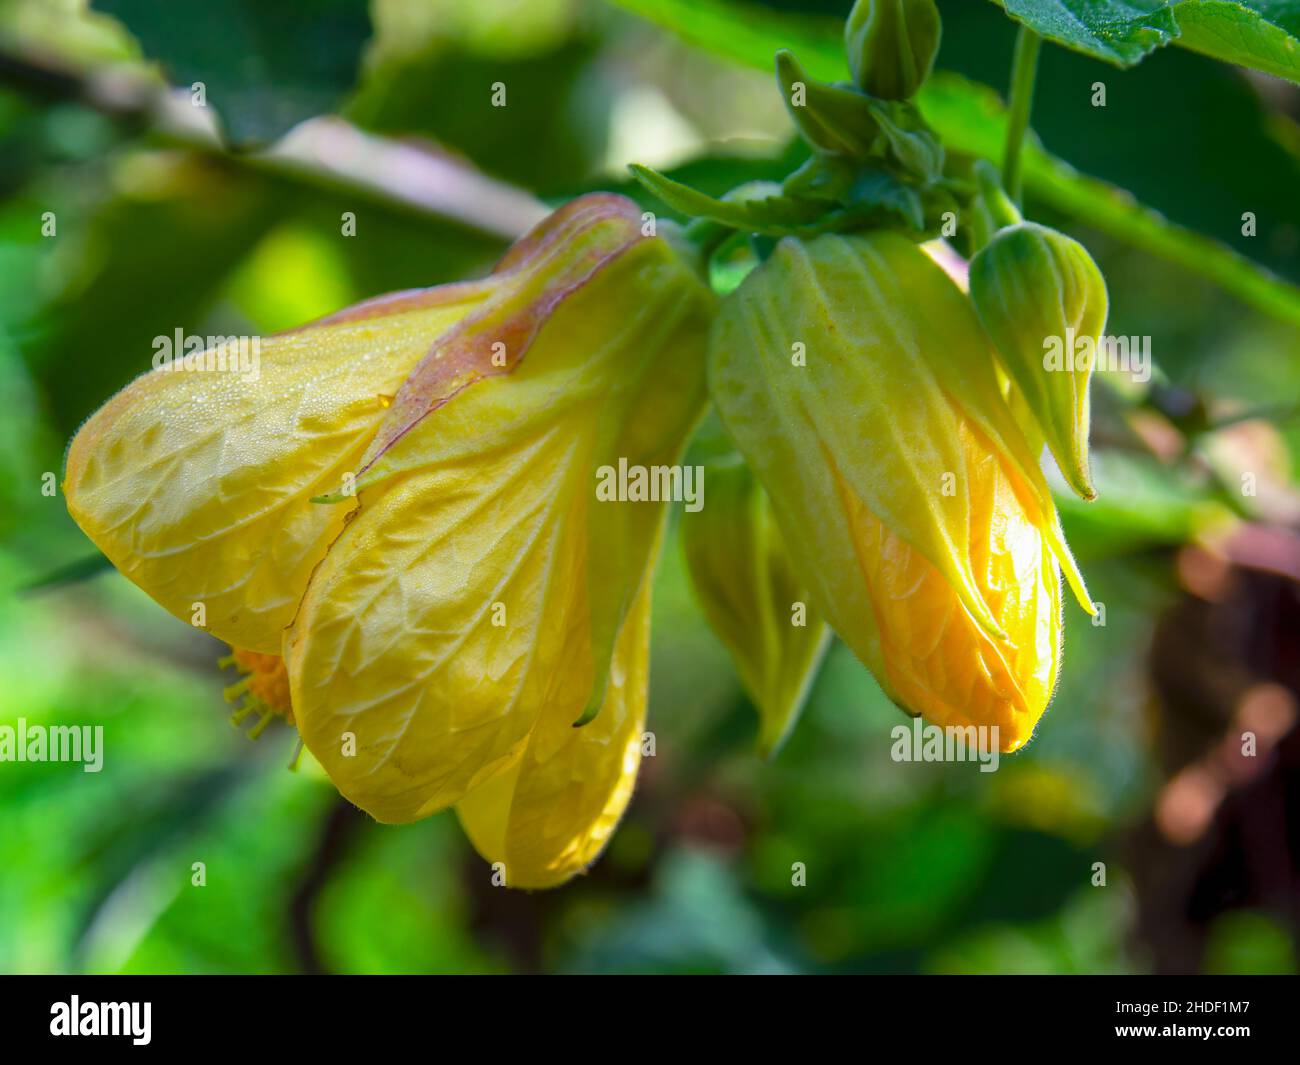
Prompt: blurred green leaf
<box><xmin>608</xmin><ymin>0</ymin><xmax>845</xmax><ymax>78</ymax></box>
<box><xmin>922</xmin><ymin>72</ymin><xmax>1300</xmax><ymax>325</ymax></box>
<box><xmin>563</xmin><ymin>848</ymin><xmax>796</xmax><ymax>973</ymax></box>
<box><xmin>20</xmin><ymin>156</ymin><xmax>282</xmax><ymax>434</ymax></box>
<box><xmin>93</xmin><ymin>0</ymin><xmax>371</xmax><ymax>145</ymax></box>
<box><xmin>348</xmin><ymin>40</ymin><xmax>609</xmax><ymax>194</ymax></box>
<box><xmin>929</xmin><ymin>883</ymin><xmax>1135</xmax><ymax>973</ymax></box>
<box><xmin>1055</xmin><ymin>448</ymin><xmax>1237</xmax><ymax>556</ymax></box>
<box><xmin>19</xmin><ymin>152</ymin><xmax>505</xmax><ymax>437</ymax></box>
<box><xmin>314</xmin><ymin>820</ymin><xmax>497</xmax><ymax>974</ymax></box>
<box><xmin>845</xmin><ymin>809</ymin><xmax>996</xmax><ymax>949</ymax></box>
<box><xmin>19</xmin><ymin>553</ymin><xmax>112</xmax><ymax>593</ymax></box>
<box><xmin>1202</xmin><ymin>910</ymin><xmax>1299</xmax><ymax>974</ymax></box>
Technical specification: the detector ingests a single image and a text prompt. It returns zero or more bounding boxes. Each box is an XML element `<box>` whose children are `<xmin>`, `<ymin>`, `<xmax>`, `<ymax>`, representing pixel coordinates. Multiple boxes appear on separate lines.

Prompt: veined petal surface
<box><xmin>455</xmin><ymin>585</ymin><xmax>651</xmax><ymax>889</ymax></box>
<box><xmin>286</xmin><ymin>418</ymin><xmax>593</xmax><ymax>823</ymax></box>
<box><xmin>64</xmin><ymin>284</ymin><xmax>488</xmax><ymax>652</ymax></box>
<box><xmin>839</xmin><ymin>422</ymin><xmax>1062</xmax><ymax>751</ymax></box>
<box><xmin>287</xmin><ymin>217</ymin><xmax>712</xmax><ymax>823</ymax></box>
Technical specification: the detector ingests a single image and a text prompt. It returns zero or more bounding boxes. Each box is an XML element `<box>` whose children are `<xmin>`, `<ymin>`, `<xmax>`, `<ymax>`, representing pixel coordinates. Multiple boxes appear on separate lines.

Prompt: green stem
<box><xmin>1002</xmin><ymin>26</ymin><xmax>1041</xmax><ymax>205</ymax></box>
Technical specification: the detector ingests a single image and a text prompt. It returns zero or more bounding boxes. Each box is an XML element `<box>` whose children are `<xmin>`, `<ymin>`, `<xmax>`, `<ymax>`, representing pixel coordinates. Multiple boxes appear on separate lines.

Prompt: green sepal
<box><xmin>866</xmin><ymin>98</ymin><xmax>945</xmax><ymax>183</ymax></box>
<box><xmin>631</xmin><ymin>165</ymin><xmax>863</xmax><ymax>237</ymax></box>
<box><xmin>782</xmin><ymin>153</ymin><xmax>860</xmax><ymax>203</ymax></box>
<box><xmin>845</xmin><ymin>167</ymin><xmax>926</xmax><ymax>231</ymax></box>
<box><xmin>681</xmin><ymin>460</ymin><xmax>831</xmax><ymax>758</ymax></box>
<box><xmin>774</xmin><ymin>49</ymin><xmax>880</xmax><ymax>158</ymax></box>
<box><xmin>631</xmin><ymin>167</ymin><xmax>820</xmax><ymax>228</ymax></box>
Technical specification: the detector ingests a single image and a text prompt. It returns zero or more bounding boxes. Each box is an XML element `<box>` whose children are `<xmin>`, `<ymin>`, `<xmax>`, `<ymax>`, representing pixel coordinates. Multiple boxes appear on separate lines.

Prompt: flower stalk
<box><xmin>1002</xmin><ymin>25</ymin><xmax>1042</xmax><ymax>205</ymax></box>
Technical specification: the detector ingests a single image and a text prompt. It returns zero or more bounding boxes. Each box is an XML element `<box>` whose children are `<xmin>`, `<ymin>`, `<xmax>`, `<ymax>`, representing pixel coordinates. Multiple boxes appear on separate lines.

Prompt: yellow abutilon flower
<box><xmin>709</xmin><ymin>230</ymin><xmax>1094</xmax><ymax>752</ymax></box>
<box><xmin>64</xmin><ymin>194</ymin><xmax>714</xmax><ymax>888</ymax></box>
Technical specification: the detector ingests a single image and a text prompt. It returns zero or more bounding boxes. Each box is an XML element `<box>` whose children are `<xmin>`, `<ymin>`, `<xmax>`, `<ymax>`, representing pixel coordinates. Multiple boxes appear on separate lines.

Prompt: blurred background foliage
<box><xmin>0</xmin><ymin>0</ymin><xmax>1298</xmax><ymax>974</ymax></box>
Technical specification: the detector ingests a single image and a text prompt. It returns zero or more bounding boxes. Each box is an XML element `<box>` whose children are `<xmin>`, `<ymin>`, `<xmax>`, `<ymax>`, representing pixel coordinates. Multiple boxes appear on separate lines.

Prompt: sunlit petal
<box><xmin>64</xmin><ymin>284</ymin><xmax>488</xmax><ymax>652</ymax></box>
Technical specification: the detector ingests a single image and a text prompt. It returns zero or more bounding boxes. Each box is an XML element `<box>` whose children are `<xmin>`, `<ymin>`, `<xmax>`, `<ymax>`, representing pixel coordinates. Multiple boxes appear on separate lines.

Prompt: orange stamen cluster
<box><xmin>219</xmin><ymin>649</ymin><xmax>295</xmax><ymax>738</ymax></box>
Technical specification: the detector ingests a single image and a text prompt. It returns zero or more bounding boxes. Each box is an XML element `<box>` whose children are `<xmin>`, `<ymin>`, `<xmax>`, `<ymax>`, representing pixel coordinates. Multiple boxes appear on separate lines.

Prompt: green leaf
<box><xmin>994</xmin><ymin>0</ymin><xmax>1300</xmax><ymax>82</ymax></box>
<box><xmin>1173</xmin><ymin>0</ymin><xmax>1300</xmax><ymax>83</ymax></box>
<box><xmin>93</xmin><ymin>0</ymin><xmax>371</xmax><ymax>146</ymax></box>
<box><xmin>991</xmin><ymin>1</ymin><xmax>1180</xmax><ymax>66</ymax></box>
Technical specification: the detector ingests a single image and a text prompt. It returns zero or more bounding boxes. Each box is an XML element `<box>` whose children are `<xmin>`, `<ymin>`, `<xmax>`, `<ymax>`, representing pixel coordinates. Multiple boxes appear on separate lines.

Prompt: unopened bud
<box><xmin>845</xmin><ymin>0</ymin><xmax>941</xmax><ymax>100</ymax></box>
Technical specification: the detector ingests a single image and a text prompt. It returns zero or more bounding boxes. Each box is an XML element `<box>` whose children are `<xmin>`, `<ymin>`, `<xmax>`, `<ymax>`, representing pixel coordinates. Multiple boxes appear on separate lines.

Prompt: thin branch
<box><xmin>0</xmin><ymin>49</ymin><xmax>547</xmax><ymax>242</ymax></box>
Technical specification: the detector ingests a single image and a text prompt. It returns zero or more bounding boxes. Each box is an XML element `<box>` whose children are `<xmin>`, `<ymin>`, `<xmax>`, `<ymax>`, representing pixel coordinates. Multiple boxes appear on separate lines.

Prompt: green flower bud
<box><xmin>682</xmin><ymin>459</ymin><xmax>830</xmax><ymax>758</ymax></box>
<box><xmin>845</xmin><ymin>0</ymin><xmax>941</xmax><ymax>100</ymax></box>
<box><xmin>970</xmin><ymin>222</ymin><xmax>1109</xmax><ymax>501</ymax></box>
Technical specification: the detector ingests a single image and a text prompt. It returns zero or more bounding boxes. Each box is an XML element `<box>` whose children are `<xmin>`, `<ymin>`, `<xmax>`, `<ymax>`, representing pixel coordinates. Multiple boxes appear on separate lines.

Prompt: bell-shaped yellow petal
<box><xmin>837</xmin><ymin>420</ymin><xmax>1062</xmax><ymax>750</ymax></box>
<box><xmin>709</xmin><ymin>230</ymin><xmax>1087</xmax><ymax>751</ymax></box>
<box><xmin>63</xmin><ymin>283</ymin><xmax>490</xmax><ymax>652</ymax></box>
<box><xmin>681</xmin><ymin>460</ymin><xmax>830</xmax><ymax>758</ymax></box>
<box><xmin>455</xmin><ymin>584</ymin><xmax>651</xmax><ymax>889</ymax></box>
<box><xmin>286</xmin><ymin>195</ymin><xmax>713</xmax><ymax>824</ymax></box>
<box><xmin>970</xmin><ymin>221</ymin><xmax>1108</xmax><ymax>501</ymax></box>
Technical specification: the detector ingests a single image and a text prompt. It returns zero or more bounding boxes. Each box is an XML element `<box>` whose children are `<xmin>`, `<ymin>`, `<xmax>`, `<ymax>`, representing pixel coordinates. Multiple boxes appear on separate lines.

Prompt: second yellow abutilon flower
<box><xmin>64</xmin><ymin>193</ymin><xmax>715</xmax><ymax>888</ymax></box>
<box><xmin>709</xmin><ymin>230</ymin><xmax>1094</xmax><ymax>752</ymax></box>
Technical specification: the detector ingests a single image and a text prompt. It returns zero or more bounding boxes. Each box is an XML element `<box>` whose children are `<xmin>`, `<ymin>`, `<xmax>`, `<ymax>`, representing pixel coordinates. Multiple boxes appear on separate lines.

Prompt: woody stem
<box><xmin>1002</xmin><ymin>26</ymin><xmax>1042</xmax><ymax>206</ymax></box>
